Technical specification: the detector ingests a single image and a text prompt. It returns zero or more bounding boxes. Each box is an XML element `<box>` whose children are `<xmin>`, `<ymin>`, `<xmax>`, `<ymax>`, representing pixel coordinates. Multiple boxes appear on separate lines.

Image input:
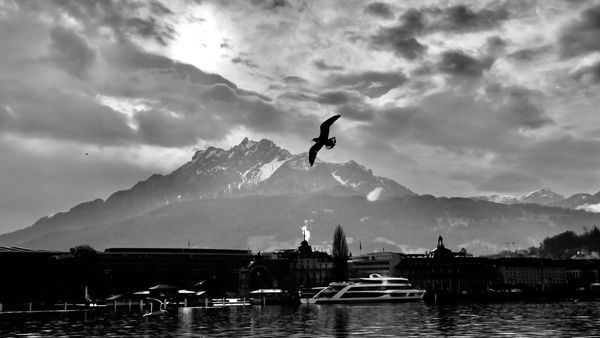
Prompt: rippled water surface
<box><xmin>2</xmin><ymin>301</ymin><xmax>600</xmax><ymax>337</ymax></box>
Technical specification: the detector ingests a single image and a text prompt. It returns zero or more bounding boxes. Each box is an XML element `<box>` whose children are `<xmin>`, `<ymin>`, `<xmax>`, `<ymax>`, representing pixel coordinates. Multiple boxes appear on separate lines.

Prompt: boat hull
<box><xmin>302</xmin><ymin>294</ymin><xmax>424</xmax><ymax>304</ymax></box>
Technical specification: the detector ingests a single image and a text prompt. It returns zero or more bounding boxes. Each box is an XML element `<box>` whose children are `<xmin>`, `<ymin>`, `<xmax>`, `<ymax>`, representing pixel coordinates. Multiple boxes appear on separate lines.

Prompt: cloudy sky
<box><xmin>2</xmin><ymin>0</ymin><xmax>600</xmax><ymax>234</ymax></box>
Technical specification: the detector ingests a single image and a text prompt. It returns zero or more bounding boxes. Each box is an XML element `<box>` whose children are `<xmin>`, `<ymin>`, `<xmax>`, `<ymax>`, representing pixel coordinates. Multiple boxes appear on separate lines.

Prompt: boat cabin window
<box><xmin>315</xmin><ymin>285</ymin><xmax>345</xmax><ymax>299</ymax></box>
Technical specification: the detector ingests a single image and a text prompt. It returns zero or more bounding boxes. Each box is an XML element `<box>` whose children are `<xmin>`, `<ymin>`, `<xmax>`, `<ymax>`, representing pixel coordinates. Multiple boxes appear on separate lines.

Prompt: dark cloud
<box><xmin>0</xmin><ymin>83</ymin><xmax>135</xmax><ymax>146</ymax></box>
<box><xmin>481</xmin><ymin>36</ymin><xmax>506</xmax><ymax>56</ymax></box>
<box><xmin>336</xmin><ymin>104</ymin><xmax>375</xmax><ymax>122</ymax></box>
<box><xmin>369</xmin><ymin>4</ymin><xmax>509</xmax><ymax>59</ymax></box>
<box><xmin>48</xmin><ymin>26</ymin><xmax>97</xmax><ymax>79</ymax></box>
<box><xmin>328</xmin><ymin>71</ymin><xmax>407</xmax><ymax>98</ymax></box>
<box><xmin>231</xmin><ymin>57</ymin><xmax>258</xmax><ymax>68</ymax></box>
<box><xmin>136</xmin><ymin>109</ymin><xmax>222</xmax><ymax>147</ymax></box>
<box><xmin>428</xmin><ymin>4</ymin><xmax>509</xmax><ymax>33</ymax></box>
<box><xmin>130</xmin><ymin>80</ymin><xmax>290</xmax><ymax>147</ymax></box>
<box><xmin>276</xmin><ymin>89</ymin><xmax>375</xmax><ymax>121</ymax></box>
<box><xmin>149</xmin><ymin>1</ymin><xmax>173</xmax><ymax>15</ymax></box>
<box><xmin>364</xmin><ymin>2</ymin><xmax>395</xmax><ymax>20</ymax></box>
<box><xmin>314</xmin><ymin>91</ymin><xmax>358</xmax><ymax>105</ymax></box>
<box><xmin>438</xmin><ymin>50</ymin><xmax>494</xmax><ymax>78</ymax></box>
<box><xmin>250</xmin><ymin>0</ymin><xmax>288</xmax><ymax>10</ymax></box>
<box><xmin>276</xmin><ymin>91</ymin><xmax>312</xmax><ymax>102</ymax></box>
<box><xmin>370</xmin><ymin>10</ymin><xmax>426</xmax><ymax>60</ymax></box>
<box><xmin>572</xmin><ymin>61</ymin><xmax>600</xmax><ymax>83</ymax></box>
<box><xmin>283</xmin><ymin>76</ymin><xmax>309</xmax><ymax>85</ymax></box>
<box><xmin>313</xmin><ymin>59</ymin><xmax>344</xmax><ymax>71</ymax></box>
<box><xmin>494</xmin><ymin>87</ymin><xmax>554</xmax><ymax>130</ymax></box>
<box><xmin>359</xmin><ymin>85</ymin><xmax>553</xmax><ymax>153</ymax></box>
<box><xmin>102</xmin><ymin>41</ymin><xmax>237</xmax><ymax>89</ymax></box>
<box><xmin>125</xmin><ymin>16</ymin><xmax>175</xmax><ymax>46</ymax></box>
<box><xmin>559</xmin><ymin>4</ymin><xmax>600</xmax><ymax>58</ymax></box>
<box><xmin>508</xmin><ymin>45</ymin><xmax>553</xmax><ymax>62</ymax></box>
<box><xmin>206</xmin><ymin>83</ymin><xmax>238</xmax><ymax>102</ymax></box>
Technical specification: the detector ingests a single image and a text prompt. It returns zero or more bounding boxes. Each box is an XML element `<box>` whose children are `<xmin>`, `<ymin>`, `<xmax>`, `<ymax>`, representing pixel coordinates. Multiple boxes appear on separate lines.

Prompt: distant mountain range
<box><xmin>472</xmin><ymin>188</ymin><xmax>600</xmax><ymax>212</ymax></box>
<box><xmin>2</xmin><ymin>138</ymin><xmax>600</xmax><ymax>255</ymax></box>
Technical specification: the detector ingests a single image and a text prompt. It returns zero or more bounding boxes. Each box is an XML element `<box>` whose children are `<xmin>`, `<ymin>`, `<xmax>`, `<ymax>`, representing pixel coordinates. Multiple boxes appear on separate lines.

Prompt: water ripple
<box><xmin>2</xmin><ymin>301</ymin><xmax>600</xmax><ymax>337</ymax></box>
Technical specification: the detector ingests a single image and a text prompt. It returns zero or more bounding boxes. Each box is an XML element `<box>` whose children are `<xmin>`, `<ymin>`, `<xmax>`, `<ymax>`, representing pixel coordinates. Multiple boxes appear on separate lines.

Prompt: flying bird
<box><xmin>309</xmin><ymin>114</ymin><xmax>341</xmax><ymax>166</ymax></box>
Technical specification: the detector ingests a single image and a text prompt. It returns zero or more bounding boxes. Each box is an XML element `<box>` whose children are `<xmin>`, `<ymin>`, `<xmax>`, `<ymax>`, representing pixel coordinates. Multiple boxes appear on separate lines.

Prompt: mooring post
<box><xmin>128</xmin><ymin>300</ymin><xmax>132</xmax><ymax>311</ymax></box>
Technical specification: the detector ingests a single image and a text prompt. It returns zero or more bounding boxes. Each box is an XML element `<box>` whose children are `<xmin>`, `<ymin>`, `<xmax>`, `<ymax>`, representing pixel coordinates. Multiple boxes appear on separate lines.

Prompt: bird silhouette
<box><xmin>309</xmin><ymin>114</ymin><xmax>341</xmax><ymax>166</ymax></box>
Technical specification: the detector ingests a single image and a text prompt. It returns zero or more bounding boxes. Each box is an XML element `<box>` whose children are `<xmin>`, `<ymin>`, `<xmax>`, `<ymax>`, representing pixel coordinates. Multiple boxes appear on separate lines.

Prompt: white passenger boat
<box><xmin>302</xmin><ymin>274</ymin><xmax>424</xmax><ymax>304</ymax></box>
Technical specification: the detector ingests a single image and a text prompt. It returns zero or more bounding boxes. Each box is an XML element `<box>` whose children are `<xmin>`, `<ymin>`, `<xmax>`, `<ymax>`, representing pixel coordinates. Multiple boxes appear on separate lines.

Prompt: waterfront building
<box><xmin>349</xmin><ymin>251</ymin><xmax>402</xmax><ymax>277</ymax></box>
<box><xmin>240</xmin><ymin>240</ymin><xmax>333</xmax><ymax>295</ymax></box>
<box><xmin>565</xmin><ymin>259</ymin><xmax>600</xmax><ymax>289</ymax></box>
<box><xmin>100</xmin><ymin>248</ymin><xmax>254</xmax><ymax>297</ymax></box>
<box><xmin>492</xmin><ymin>258</ymin><xmax>567</xmax><ymax>290</ymax></box>
<box><xmin>394</xmin><ymin>237</ymin><xmax>492</xmax><ymax>294</ymax></box>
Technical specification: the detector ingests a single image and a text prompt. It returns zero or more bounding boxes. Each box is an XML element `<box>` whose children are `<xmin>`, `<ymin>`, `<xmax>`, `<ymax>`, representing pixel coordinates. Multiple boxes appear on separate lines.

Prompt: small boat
<box><xmin>302</xmin><ymin>273</ymin><xmax>425</xmax><ymax>304</ymax></box>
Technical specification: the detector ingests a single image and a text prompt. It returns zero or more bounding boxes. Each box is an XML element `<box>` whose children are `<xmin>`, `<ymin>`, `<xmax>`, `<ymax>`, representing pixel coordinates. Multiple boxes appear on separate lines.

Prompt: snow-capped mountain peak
<box><xmin>472</xmin><ymin>188</ymin><xmax>565</xmax><ymax>206</ymax></box>
<box><xmin>519</xmin><ymin>188</ymin><xmax>564</xmax><ymax>205</ymax></box>
<box><xmin>172</xmin><ymin>138</ymin><xmax>415</xmax><ymax>199</ymax></box>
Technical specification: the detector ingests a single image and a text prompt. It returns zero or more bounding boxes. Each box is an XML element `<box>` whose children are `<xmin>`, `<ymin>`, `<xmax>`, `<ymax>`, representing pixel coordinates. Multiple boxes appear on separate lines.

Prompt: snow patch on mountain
<box><xmin>488</xmin><ymin>194</ymin><xmax>521</xmax><ymax>204</ymax></box>
<box><xmin>257</xmin><ymin>158</ymin><xmax>287</xmax><ymax>182</ymax></box>
<box><xmin>331</xmin><ymin>171</ymin><xmax>348</xmax><ymax>185</ymax></box>
<box><xmin>367</xmin><ymin>187</ymin><xmax>383</xmax><ymax>201</ymax></box>
<box><xmin>331</xmin><ymin>171</ymin><xmax>361</xmax><ymax>188</ymax></box>
<box><xmin>474</xmin><ymin>188</ymin><xmax>565</xmax><ymax>206</ymax></box>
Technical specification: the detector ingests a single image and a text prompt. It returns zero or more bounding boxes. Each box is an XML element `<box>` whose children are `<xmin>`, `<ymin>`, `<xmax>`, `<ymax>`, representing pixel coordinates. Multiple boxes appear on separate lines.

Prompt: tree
<box><xmin>69</xmin><ymin>245</ymin><xmax>99</xmax><ymax>301</ymax></box>
<box><xmin>332</xmin><ymin>225</ymin><xmax>348</xmax><ymax>281</ymax></box>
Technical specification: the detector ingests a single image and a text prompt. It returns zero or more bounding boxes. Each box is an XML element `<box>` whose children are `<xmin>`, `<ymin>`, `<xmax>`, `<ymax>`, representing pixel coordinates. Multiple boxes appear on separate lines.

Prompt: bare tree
<box><xmin>332</xmin><ymin>225</ymin><xmax>348</xmax><ymax>281</ymax></box>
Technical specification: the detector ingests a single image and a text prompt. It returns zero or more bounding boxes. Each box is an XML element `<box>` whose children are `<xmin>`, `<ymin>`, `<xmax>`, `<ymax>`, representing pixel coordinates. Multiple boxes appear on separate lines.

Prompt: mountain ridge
<box><xmin>3</xmin><ymin>138</ymin><xmax>600</xmax><ymax>255</ymax></box>
<box><xmin>0</xmin><ymin>138</ymin><xmax>414</xmax><ymax>246</ymax></box>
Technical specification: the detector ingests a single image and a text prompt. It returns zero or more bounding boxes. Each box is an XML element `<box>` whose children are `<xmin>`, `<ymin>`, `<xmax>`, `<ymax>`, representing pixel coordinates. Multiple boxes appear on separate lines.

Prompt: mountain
<box><xmin>473</xmin><ymin>188</ymin><xmax>565</xmax><ymax>206</ymax></box>
<box><xmin>550</xmin><ymin>192</ymin><xmax>600</xmax><ymax>212</ymax></box>
<box><xmin>473</xmin><ymin>189</ymin><xmax>600</xmax><ymax>213</ymax></box>
<box><xmin>471</xmin><ymin>194</ymin><xmax>522</xmax><ymax>204</ymax></box>
<box><xmin>0</xmin><ymin>138</ymin><xmax>413</xmax><ymax>246</ymax></box>
<box><xmin>3</xmin><ymin>138</ymin><xmax>600</xmax><ymax>255</ymax></box>
<box><xmin>520</xmin><ymin>188</ymin><xmax>565</xmax><ymax>205</ymax></box>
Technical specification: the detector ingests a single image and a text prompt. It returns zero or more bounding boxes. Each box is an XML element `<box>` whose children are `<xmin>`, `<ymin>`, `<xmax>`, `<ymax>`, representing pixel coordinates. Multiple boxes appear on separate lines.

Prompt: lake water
<box><xmin>2</xmin><ymin>301</ymin><xmax>600</xmax><ymax>337</ymax></box>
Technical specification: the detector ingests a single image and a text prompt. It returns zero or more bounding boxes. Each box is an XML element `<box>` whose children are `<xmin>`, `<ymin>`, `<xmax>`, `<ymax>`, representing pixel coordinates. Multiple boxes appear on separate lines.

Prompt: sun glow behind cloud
<box><xmin>167</xmin><ymin>5</ymin><xmax>228</xmax><ymax>83</ymax></box>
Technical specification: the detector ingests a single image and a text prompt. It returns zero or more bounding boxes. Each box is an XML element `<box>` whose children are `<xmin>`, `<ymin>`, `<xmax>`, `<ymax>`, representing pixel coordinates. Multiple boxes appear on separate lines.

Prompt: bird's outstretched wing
<box><xmin>309</xmin><ymin>142</ymin><xmax>324</xmax><ymax>166</ymax></box>
<box><xmin>319</xmin><ymin>114</ymin><xmax>341</xmax><ymax>139</ymax></box>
